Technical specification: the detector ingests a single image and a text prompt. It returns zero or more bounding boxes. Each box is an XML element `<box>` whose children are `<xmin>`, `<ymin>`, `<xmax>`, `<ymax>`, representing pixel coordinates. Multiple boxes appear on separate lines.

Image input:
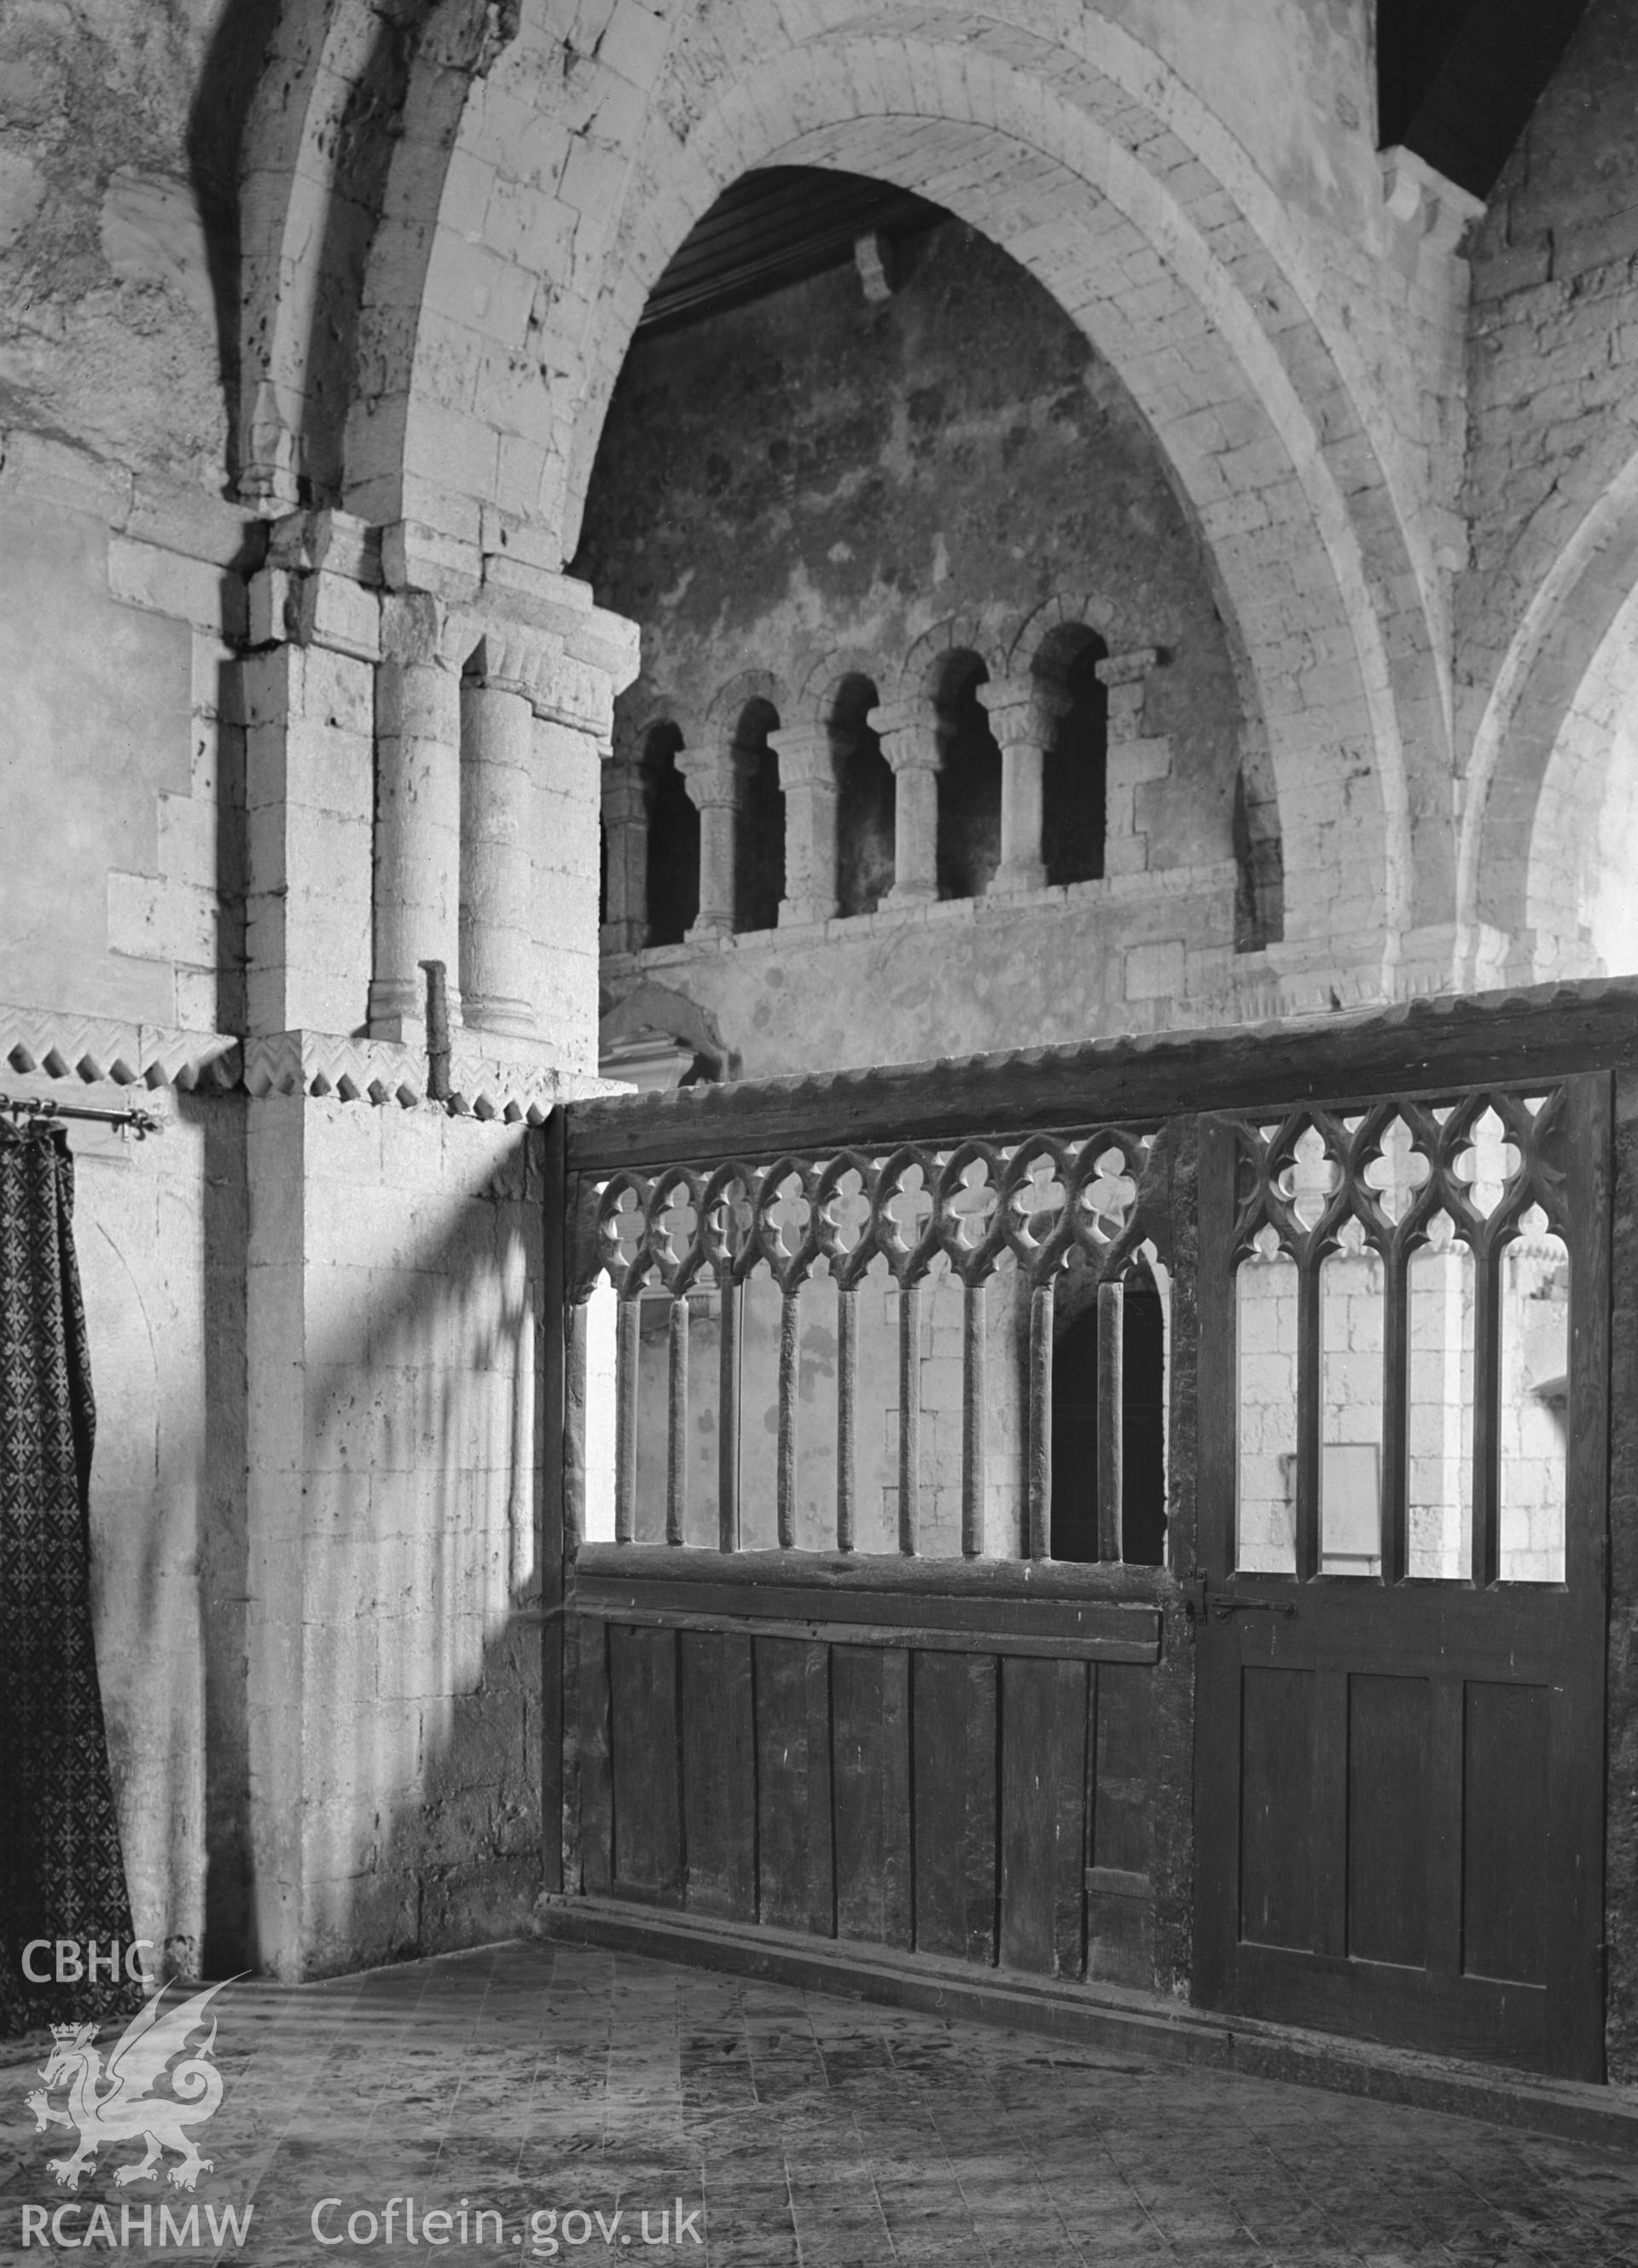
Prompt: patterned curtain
<box><xmin>0</xmin><ymin>1122</ymin><xmax>141</xmax><ymax>2035</ymax></box>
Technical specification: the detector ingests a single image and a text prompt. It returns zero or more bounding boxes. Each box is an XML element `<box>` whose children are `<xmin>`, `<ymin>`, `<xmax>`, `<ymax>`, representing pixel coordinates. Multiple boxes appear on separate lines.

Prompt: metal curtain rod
<box><xmin>0</xmin><ymin>1092</ymin><xmax>160</xmax><ymax>1138</ymax></box>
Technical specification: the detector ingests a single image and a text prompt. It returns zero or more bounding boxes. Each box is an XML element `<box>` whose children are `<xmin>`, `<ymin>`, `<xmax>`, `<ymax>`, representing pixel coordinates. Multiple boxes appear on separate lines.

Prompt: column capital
<box><xmin>379</xmin><ymin>587</ymin><xmax>468</xmax><ymax>673</ymax></box>
<box><xmin>675</xmin><ymin>741</ymin><xmax>751</xmax><ymax>807</ymax></box>
<box><xmin>976</xmin><ymin>675</ymin><xmax>1069</xmax><ymax>751</ymax></box>
<box><xmin>1093</xmin><ymin>647</ymin><xmax>1161</xmax><ymax>689</ymax></box>
<box><xmin>867</xmin><ymin>701</ymin><xmax>940</xmax><ymax>774</ymax></box>
<box><xmin>453</xmin><ymin>613</ymin><xmax>566</xmax><ymax>711</ymax></box>
<box><xmin>248</xmin><ymin>508</ymin><xmax>383</xmax><ymax>661</ymax></box>
<box><xmin>767</xmin><ymin>723</ymin><xmax>836</xmax><ymax>790</ymax></box>
<box><xmin>1095</xmin><ymin>648</ymin><xmax>1162</xmax><ymax>738</ymax></box>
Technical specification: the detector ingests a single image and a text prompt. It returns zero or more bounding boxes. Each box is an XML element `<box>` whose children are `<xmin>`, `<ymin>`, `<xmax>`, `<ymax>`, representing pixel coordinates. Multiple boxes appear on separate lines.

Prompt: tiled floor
<box><xmin>3</xmin><ymin>1939</ymin><xmax>1638</xmax><ymax>2265</ymax></box>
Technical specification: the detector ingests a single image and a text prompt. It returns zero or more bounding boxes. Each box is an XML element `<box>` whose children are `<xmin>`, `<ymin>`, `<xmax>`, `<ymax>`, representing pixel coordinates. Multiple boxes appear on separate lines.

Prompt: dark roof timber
<box><xmin>566</xmin><ymin>975</ymin><xmax>1638</xmax><ymax>1173</ymax></box>
<box><xmin>636</xmin><ymin>166</ymin><xmax>946</xmax><ymax>336</ymax></box>
<box><xmin>1378</xmin><ymin>0</ymin><xmax>1591</xmax><ymax>201</ymax></box>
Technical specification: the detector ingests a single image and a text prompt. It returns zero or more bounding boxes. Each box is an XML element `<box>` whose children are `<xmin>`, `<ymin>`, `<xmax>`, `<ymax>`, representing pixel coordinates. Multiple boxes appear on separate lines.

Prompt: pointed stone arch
<box><xmin>247</xmin><ymin>0</ymin><xmax>1452</xmax><ymax>993</ymax></box>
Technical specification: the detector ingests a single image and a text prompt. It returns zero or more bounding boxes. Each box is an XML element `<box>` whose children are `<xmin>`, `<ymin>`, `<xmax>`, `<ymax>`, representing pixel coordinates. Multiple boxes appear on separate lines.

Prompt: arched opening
<box><xmin>1120</xmin><ymin>1266</ymin><xmax>1167</xmax><ymax>1567</ymax></box>
<box><xmin>642</xmin><ymin>722</ymin><xmax>698</xmax><ymax>947</ymax></box>
<box><xmin>832</xmin><ymin>673</ymin><xmax>894</xmax><ymax>916</ymax></box>
<box><xmin>934</xmin><ymin>652</ymin><xmax>1001</xmax><ymax>902</ymax></box>
<box><xmin>1037</xmin><ymin>629</ymin><xmax>1109</xmax><ymax>888</ymax></box>
<box><xmin>1233</xmin><ymin>768</ymin><xmax>1285</xmax><ymax>952</ymax></box>
<box><xmin>1050</xmin><ymin>1259</ymin><xmax>1166</xmax><ymax>1567</ymax></box>
<box><xmin>732</xmin><ymin>697</ymin><xmax>785</xmax><ymax>933</ymax></box>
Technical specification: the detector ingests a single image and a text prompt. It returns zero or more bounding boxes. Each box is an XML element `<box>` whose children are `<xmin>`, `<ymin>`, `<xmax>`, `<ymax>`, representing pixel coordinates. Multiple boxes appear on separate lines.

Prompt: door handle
<box><xmin>1205</xmin><ymin>1593</ymin><xmax>1297</xmax><ymax>1620</ymax></box>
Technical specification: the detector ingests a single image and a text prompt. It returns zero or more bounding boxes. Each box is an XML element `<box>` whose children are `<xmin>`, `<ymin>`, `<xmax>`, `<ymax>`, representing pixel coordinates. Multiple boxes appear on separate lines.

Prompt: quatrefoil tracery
<box><xmin>1234</xmin><ymin>1089</ymin><xmax>1566</xmax><ymax>1269</ymax></box>
<box><xmin>584</xmin><ymin>1127</ymin><xmax>1163</xmax><ymax>1301</ymax></box>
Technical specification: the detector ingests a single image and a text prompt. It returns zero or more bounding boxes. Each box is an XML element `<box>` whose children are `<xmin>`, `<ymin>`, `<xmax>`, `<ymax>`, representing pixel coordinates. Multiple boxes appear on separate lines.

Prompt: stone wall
<box><xmin>247</xmin><ymin>1096</ymin><xmax>549</xmax><ymax>1978</ymax></box>
<box><xmin>1459</xmin><ymin>0</ymin><xmax>1638</xmax><ymax>979</ymax></box>
<box><xmin>577</xmin><ymin>217</ymin><xmax>1245</xmax><ymax>871</ymax></box>
<box><xmin>582</xmin><ymin>217</ymin><xmax>1262</xmax><ymax>1078</ymax></box>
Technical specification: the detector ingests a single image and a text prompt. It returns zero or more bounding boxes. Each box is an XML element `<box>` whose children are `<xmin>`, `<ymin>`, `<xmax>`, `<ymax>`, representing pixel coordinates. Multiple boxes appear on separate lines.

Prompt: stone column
<box><xmin>601</xmin><ymin>755</ymin><xmax>650</xmax><ymax>955</ymax></box>
<box><xmin>243</xmin><ymin>509</ymin><xmax>382</xmax><ymax>1038</ymax></box>
<box><xmin>1095</xmin><ymin>648</ymin><xmax>1168</xmax><ymax>880</ymax></box>
<box><xmin>369</xmin><ymin>592</ymin><xmax>463</xmax><ymax>1041</ymax></box>
<box><xmin>460</xmin><ymin>650</ymin><xmax>539</xmax><ymax>1039</ymax></box>
<box><xmin>769</xmin><ymin>722</ymin><xmax>839</xmax><ymax>927</ymax></box>
<box><xmin>870</xmin><ymin>698</ymin><xmax>940</xmax><ymax>908</ymax></box>
<box><xmin>979</xmin><ymin>676</ymin><xmax>1064</xmax><ymax>896</ymax></box>
<box><xmin>677</xmin><ymin>744</ymin><xmax>744</xmax><ymax>940</ymax></box>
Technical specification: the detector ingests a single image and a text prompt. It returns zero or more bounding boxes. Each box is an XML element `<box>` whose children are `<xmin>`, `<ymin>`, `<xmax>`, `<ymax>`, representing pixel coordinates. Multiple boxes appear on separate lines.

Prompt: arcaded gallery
<box><xmin>4</xmin><ymin>0</ymin><xmax>1638</xmax><ymax>2242</ymax></box>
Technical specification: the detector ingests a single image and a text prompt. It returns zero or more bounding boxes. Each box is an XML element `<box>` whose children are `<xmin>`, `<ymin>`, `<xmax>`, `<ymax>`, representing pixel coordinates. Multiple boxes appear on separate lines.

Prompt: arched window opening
<box><xmin>1232</xmin><ymin>767</ymin><xmax>1284</xmax><ymax>951</ymax></box>
<box><xmin>1120</xmin><ymin>1264</ymin><xmax>1167</xmax><ymax>1567</ymax></box>
<box><xmin>1050</xmin><ymin>1258</ymin><xmax>1167</xmax><ymax>1566</ymax></box>
<box><xmin>642</xmin><ymin>722</ymin><xmax>698</xmax><ymax>947</ymax></box>
<box><xmin>1041</xmin><ymin>635</ymin><xmax>1108</xmax><ymax>887</ymax></box>
<box><xmin>1050</xmin><ymin>1302</ymin><xmax>1102</xmax><ymax>1565</ymax></box>
<box><xmin>733</xmin><ymin>697</ymin><xmax>785</xmax><ymax>933</ymax></box>
<box><xmin>934</xmin><ymin>652</ymin><xmax>1001</xmax><ymax>901</ymax></box>
<box><xmin>832</xmin><ymin>674</ymin><xmax>894</xmax><ymax>916</ymax></box>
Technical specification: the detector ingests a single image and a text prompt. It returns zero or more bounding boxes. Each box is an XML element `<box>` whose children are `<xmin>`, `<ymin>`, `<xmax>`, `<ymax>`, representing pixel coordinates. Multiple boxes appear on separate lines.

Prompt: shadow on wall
<box><xmin>84</xmin><ymin>1098</ymin><xmax>555</xmax><ymax>1985</ymax></box>
<box><xmin>234</xmin><ymin>1110</ymin><xmax>551</xmax><ymax>1979</ymax></box>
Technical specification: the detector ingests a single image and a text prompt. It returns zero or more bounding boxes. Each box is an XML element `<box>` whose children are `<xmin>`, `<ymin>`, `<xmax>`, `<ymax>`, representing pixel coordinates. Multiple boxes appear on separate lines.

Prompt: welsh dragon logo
<box><xmin>25</xmin><ymin>1980</ymin><xmax>229</xmax><ymax>2193</ymax></box>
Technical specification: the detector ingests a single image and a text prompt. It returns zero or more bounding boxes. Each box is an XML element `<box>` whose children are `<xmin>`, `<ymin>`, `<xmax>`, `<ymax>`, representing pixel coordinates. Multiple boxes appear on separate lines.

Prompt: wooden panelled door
<box><xmin>1193</xmin><ymin>1075</ymin><xmax>1611</xmax><ymax>2078</ymax></box>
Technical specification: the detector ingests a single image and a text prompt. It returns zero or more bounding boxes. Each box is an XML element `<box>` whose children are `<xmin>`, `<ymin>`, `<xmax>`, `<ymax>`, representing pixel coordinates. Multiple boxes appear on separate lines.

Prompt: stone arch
<box><xmin>613</xmin><ymin>712</ymin><xmax>696</xmax><ymax>953</ymax></box>
<box><xmin>894</xmin><ymin>616</ymin><xmax>1008</xmax><ymax>709</ymax></box>
<box><xmin>1522</xmin><ymin>573</ymin><xmax>1638</xmax><ymax>984</ymax></box>
<box><xmin>237</xmin><ymin>0</ymin><xmax>518</xmax><ymax>509</ymax></box>
<box><xmin>253</xmin><ymin>0</ymin><xmax>1449</xmax><ymax>986</ymax></box>
<box><xmin>795</xmin><ymin>648</ymin><xmax>891</xmax><ymax>731</ymax></box>
<box><xmin>1027</xmin><ymin>615</ymin><xmax>1112</xmax><ymax>894</ymax></box>
<box><xmin>600</xmin><ymin>978</ymin><xmax>734</xmax><ymax>1087</ymax></box>
<box><xmin>1459</xmin><ymin>445</ymin><xmax>1638</xmax><ymax>983</ymax></box>
<box><xmin>704</xmin><ymin>669</ymin><xmax>791</xmax><ymax>744</ymax></box>
<box><xmin>695</xmin><ymin>672</ymin><xmax>787</xmax><ymax>938</ymax></box>
<box><xmin>926</xmin><ymin>644</ymin><xmax>1002</xmax><ymax>904</ymax></box>
<box><xmin>1004</xmin><ymin>596</ymin><xmax>1109</xmax><ymax>686</ymax></box>
<box><xmin>803</xmin><ymin>660</ymin><xmax>896</xmax><ymax>921</ymax></box>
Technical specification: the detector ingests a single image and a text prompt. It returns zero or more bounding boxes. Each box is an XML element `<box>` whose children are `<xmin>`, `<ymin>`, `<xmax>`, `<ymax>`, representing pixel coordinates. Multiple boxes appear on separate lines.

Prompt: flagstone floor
<box><xmin>3</xmin><ymin>1939</ymin><xmax>1638</xmax><ymax>2267</ymax></box>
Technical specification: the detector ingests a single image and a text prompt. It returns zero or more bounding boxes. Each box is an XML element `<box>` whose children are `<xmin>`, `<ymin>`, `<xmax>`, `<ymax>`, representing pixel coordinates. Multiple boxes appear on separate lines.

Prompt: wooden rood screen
<box><xmin>578</xmin><ymin>1128</ymin><xmax>1170</xmax><ymax>1562</ymax></box>
<box><xmin>560</xmin><ymin>1114</ymin><xmax>1182</xmax><ymax>1980</ymax></box>
<box><xmin>554</xmin><ymin>991</ymin><xmax>1618</xmax><ymax>2076</ymax></box>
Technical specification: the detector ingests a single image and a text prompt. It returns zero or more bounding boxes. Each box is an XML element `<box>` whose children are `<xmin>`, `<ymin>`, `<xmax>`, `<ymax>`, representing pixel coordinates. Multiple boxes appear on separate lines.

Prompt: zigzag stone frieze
<box><xmin>3</xmin><ymin>1008</ymin><xmax>622</xmax><ymax>1117</ymax></box>
<box><xmin>243</xmin><ymin>1032</ymin><xmax>429</xmax><ymax>1109</ymax></box>
<box><xmin>242</xmin><ymin>1031</ymin><xmax>620</xmax><ymax>1118</ymax></box>
<box><xmin>1</xmin><ymin>1008</ymin><xmax>241</xmax><ymax>1091</ymax></box>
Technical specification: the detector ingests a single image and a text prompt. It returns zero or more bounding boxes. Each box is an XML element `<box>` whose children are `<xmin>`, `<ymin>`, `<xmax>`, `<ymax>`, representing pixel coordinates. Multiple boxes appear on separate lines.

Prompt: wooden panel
<box><xmin>576</xmin><ymin>1613</ymin><xmax>613</xmax><ymax>1896</ymax></box>
<box><xmin>565</xmin><ymin>975</ymin><xmax>1638</xmax><ymax>1178</ymax></box>
<box><xmin>1464</xmin><ymin>1680</ymin><xmax>1548</xmax><ymax>1986</ymax></box>
<box><xmin>832</xmin><ymin>1644</ymin><xmax>913</xmax><ymax>1948</ymax></box>
<box><xmin>575</xmin><ymin>1556</ymin><xmax>1163</xmax><ymax>1659</ymax></box>
<box><xmin>607</xmin><ymin>1624</ymin><xmax>682</xmax><ymax>1905</ymax></box>
<box><xmin>1239</xmin><ymin>1666</ymin><xmax>1318</xmax><ymax>1953</ymax></box>
<box><xmin>576</xmin><ymin>1539</ymin><xmax>1170</xmax><ymax>1603</ymax></box>
<box><xmin>680</xmin><ymin>1631</ymin><xmax>756</xmax><ymax>1921</ymax></box>
<box><xmin>754</xmin><ymin>1636</ymin><xmax>834</xmax><ymax>1936</ymax></box>
<box><xmin>912</xmin><ymin>1652</ymin><xmax>996</xmax><ymax>1963</ymax></box>
<box><xmin>1235</xmin><ymin>1945</ymin><xmax>1547</xmax><ymax>2067</ymax></box>
<box><xmin>1089</xmin><ymin>1661</ymin><xmax>1153</xmax><ymax>1985</ymax></box>
<box><xmin>1551</xmin><ymin>1067</ymin><xmax>1612</xmax><ymax>2079</ymax></box>
<box><xmin>999</xmin><ymin>1656</ymin><xmax>1088</xmax><ymax>1977</ymax></box>
<box><xmin>1347</xmin><ymin>1673</ymin><xmax>1428</xmax><ymax>1968</ymax></box>
<box><xmin>1092</xmin><ymin>1663</ymin><xmax>1153</xmax><ymax>1877</ymax></box>
<box><xmin>577</xmin><ymin>1602</ymin><xmax>1153</xmax><ymax>1663</ymax></box>
<box><xmin>540</xmin><ymin>1114</ymin><xmax>566</xmax><ymax>1895</ymax></box>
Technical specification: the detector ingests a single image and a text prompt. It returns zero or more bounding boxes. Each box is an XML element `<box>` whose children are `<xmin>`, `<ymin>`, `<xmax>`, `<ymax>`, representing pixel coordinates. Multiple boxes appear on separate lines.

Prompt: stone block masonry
<box><xmin>247</xmin><ymin>1094</ymin><xmax>549</xmax><ymax>1980</ymax></box>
